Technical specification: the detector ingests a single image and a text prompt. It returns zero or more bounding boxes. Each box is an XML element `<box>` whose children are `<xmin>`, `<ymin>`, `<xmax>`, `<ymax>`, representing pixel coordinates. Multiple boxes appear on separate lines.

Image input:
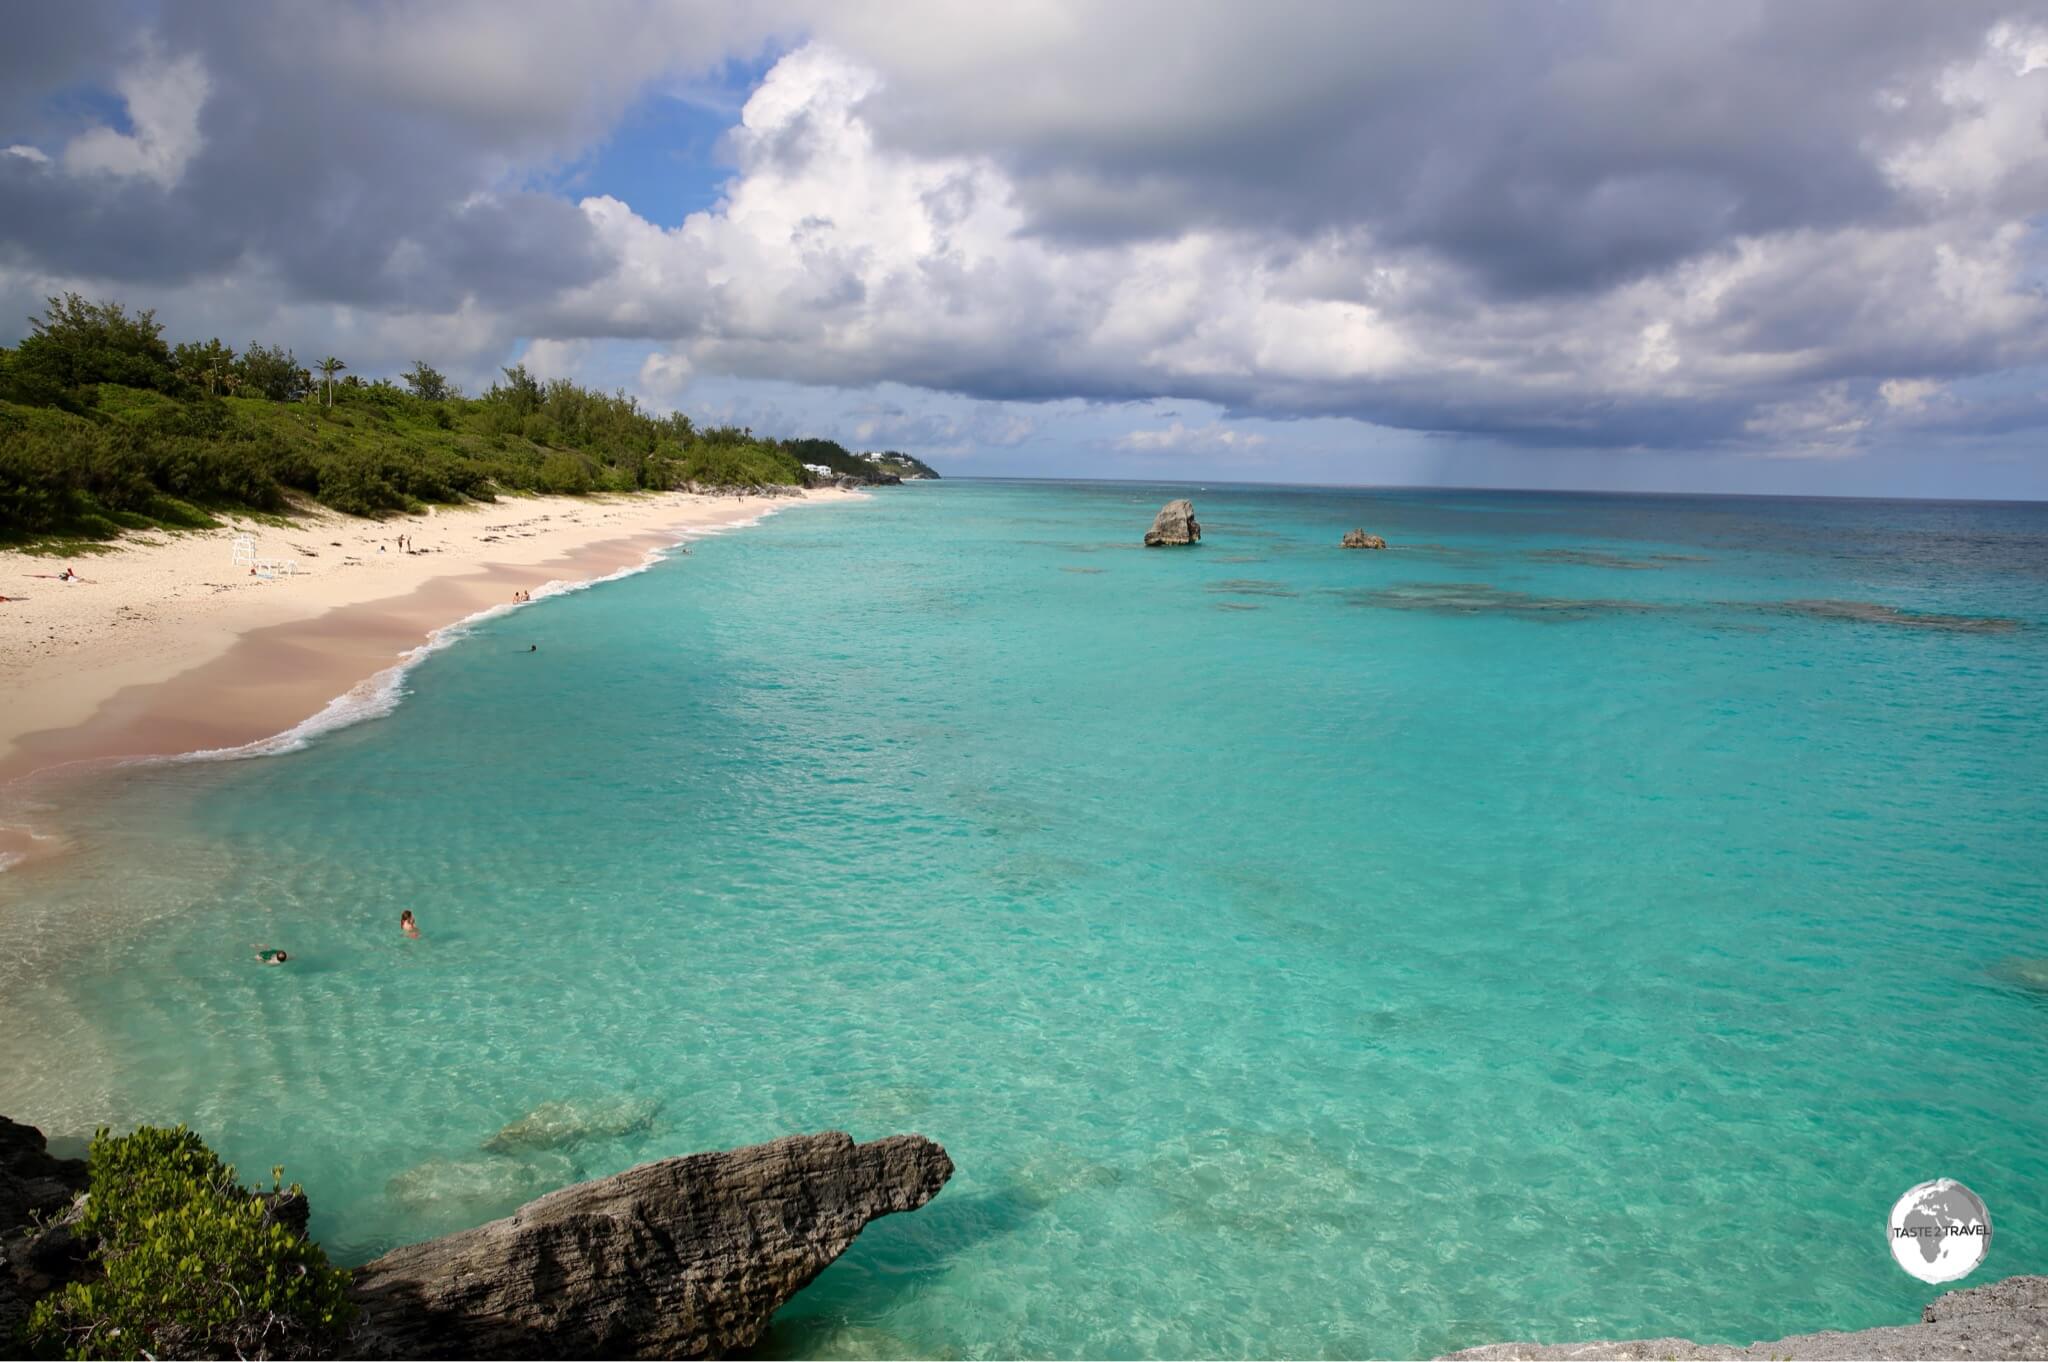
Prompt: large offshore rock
<box><xmin>349</xmin><ymin>1131</ymin><xmax>953</xmax><ymax>1359</ymax></box>
<box><xmin>1341</xmin><ymin>529</ymin><xmax>1388</xmax><ymax>549</ymax></box>
<box><xmin>1143</xmin><ymin>499</ymin><xmax>1201</xmax><ymax>546</ymax></box>
<box><xmin>1440</xmin><ymin>1274</ymin><xmax>2048</xmax><ymax>1360</ymax></box>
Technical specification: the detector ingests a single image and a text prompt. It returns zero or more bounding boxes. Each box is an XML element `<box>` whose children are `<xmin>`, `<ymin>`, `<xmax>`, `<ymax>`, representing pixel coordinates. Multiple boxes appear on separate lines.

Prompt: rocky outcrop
<box><xmin>1441</xmin><ymin>1275</ymin><xmax>2048</xmax><ymax>1360</ymax></box>
<box><xmin>1144</xmin><ymin>499</ymin><xmax>1201</xmax><ymax>546</ymax></box>
<box><xmin>677</xmin><ymin>482</ymin><xmax>806</xmax><ymax>499</ymax></box>
<box><xmin>349</xmin><ymin>1131</ymin><xmax>953</xmax><ymax>1359</ymax></box>
<box><xmin>0</xmin><ymin>1117</ymin><xmax>90</xmax><ymax>1339</ymax></box>
<box><xmin>1341</xmin><ymin>529</ymin><xmax>1388</xmax><ymax>549</ymax></box>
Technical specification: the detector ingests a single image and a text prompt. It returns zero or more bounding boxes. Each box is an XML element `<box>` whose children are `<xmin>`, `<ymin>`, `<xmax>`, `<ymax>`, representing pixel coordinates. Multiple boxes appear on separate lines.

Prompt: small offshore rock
<box><xmin>1341</xmin><ymin>529</ymin><xmax>1388</xmax><ymax>549</ymax></box>
<box><xmin>1144</xmin><ymin>499</ymin><xmax>1201</xmax><ymax>546</ymax></box>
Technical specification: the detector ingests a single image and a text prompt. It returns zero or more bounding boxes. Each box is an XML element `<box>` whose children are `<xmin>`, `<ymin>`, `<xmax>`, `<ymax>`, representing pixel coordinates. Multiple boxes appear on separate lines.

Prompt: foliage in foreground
<box><xmin>24</xmin><ymin>1125</ymin><xmax>356</xmax><ymax>1361</ymax></box>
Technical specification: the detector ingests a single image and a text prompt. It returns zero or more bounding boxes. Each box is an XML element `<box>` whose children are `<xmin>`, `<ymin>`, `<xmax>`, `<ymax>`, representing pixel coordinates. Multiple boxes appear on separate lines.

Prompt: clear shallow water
<box><xmin>4</xmin><ymin>481</ymin><xmax>2047</xmax><ymax>1358</ymax></box>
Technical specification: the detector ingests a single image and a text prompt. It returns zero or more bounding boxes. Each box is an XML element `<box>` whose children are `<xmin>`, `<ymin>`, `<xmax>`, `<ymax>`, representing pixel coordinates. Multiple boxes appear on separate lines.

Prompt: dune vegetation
<box><xmin>0</xmin><ymin>295</ymin><xmax>924</xmax><ymax>547</ymax></box>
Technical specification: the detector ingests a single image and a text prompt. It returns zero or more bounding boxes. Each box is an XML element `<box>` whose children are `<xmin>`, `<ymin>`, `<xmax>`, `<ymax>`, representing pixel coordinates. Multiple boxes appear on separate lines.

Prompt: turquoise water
<box><xmin>4</xmin><ymin>481</ymin><xmax>2047</xmax><ymax>1357</ymax></box>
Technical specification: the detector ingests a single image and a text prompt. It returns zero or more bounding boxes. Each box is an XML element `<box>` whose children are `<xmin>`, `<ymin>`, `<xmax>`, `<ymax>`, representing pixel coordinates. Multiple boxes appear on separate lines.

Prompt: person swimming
<box><xmin>256</xmin><ymin>948</ymin><xmax>289</xmax><ymax>965</ymax></box>
<box><xmin>400</xmin><ymin>910</ymin><xmax>420</xmax><ymax>939</ymax></box>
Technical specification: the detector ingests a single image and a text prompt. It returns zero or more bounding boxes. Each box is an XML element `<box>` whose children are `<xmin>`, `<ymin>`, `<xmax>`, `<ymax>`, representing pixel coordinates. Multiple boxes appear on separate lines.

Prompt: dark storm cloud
<box><xmin>850</xmin><ymin>1</ymin><xmax>2002</xmax><ymax>296</ymax></box>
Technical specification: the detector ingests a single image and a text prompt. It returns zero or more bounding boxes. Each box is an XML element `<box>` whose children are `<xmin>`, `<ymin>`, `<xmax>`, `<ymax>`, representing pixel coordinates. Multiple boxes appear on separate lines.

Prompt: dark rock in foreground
<box><xmin>350</xmin><ymin>1131</ymin><xmax>953</xmax><ymax>1360</ymax></box>
<box><xmin>1341</xmin><ymin>529</ymin><xmax>1388</xmax><ymax>549</ymax></box>
<box><xmin>1144</xmin><ymin>499</ymin><xmax>1201</xmax><ymax>546</ymax></box>
<box><xmin>0</xmin><ymin>1116</ymin><xmax>91</xmax><ymax>1340</ymax></box>
<box><xmin>1441</xmin><ymin>1275</ymin><xmax>2048</xmax><ymax>1360</ymax></box>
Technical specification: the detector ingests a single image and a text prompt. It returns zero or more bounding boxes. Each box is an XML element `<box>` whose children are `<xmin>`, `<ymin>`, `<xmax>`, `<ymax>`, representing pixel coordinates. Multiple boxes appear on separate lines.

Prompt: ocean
<box><xmin>3</xmin><ymin>479</ymin><xmax>2045</xmax><ymax>1357</ymax></box>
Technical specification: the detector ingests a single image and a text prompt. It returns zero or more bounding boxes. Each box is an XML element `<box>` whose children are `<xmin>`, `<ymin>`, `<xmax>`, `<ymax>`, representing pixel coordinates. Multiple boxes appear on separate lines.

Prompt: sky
<box><xmin>2</xmin><ymin>2</ymin><xmax>2046</xmax><ymax>497</ymax></box>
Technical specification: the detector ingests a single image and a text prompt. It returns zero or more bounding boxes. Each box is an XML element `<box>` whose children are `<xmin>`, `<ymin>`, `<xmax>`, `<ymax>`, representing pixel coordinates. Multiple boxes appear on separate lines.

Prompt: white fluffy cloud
<box><xmin>61</xmin><ymin>46</ymin><xmax>210</xmax><ymax>187</ymax></box>
<box><xmin>527</xmin><ymin>37</ymin><xmax>2047</xmax><ymax>454</ymax></box>
<box><xmin>1117</xmin><ymin>421</ymin><xmax>1268</xmax><ymax>453</ymax></box>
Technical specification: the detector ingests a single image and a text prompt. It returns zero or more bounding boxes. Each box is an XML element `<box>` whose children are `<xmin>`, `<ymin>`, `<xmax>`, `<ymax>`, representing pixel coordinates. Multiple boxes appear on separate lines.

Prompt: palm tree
<box><xmin>317</xmin><ymin>356</ymin><xmax>347</xmax><ymax>408</ymax></box>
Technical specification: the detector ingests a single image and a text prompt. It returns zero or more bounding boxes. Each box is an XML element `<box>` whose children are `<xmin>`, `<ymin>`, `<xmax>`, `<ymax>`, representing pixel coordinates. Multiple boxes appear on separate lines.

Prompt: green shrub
<box><xmin>25</xmin><ymin>1125</ymin><xmax>355</xmax><ymax>1361</ymax></box>
<box><xmin>537</xmin><ymin>450</ymin><xmax>594</xmax><ymax>494</ymax></box>
<box><xmin>0</xmin><ymin>294</ymin><xmax>822</xmax><ymax>543</ymax></box>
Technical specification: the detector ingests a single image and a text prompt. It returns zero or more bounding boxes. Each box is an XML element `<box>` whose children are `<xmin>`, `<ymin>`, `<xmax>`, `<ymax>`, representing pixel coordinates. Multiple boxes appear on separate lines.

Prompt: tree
<box><xmin>491</xmin><ymin>362</ymin><xmax>543</xmax><ymax>416</ymax></box>
<box><xmin>10</xmin><ymin>294</ymin><xmax>183</xmax><ymax>403</ymax></box>
<box><xmin>316</xmin><ymin>355</ymin><xmax>347</xmax><ymax>408</ymax></box>
<box><xmin>236</xmin><ymin>342</ymin><xmax>309</xmax><ymax>401</ymax></box>
<box><xmin>172</xmin><ymin>338</ymin><xmax>236</xmax><ymax>395</ymax></box>
<box><xmin>402</xmin><ymin>359</ymin><xmax>450</xmax><ymax>401</ymax></box>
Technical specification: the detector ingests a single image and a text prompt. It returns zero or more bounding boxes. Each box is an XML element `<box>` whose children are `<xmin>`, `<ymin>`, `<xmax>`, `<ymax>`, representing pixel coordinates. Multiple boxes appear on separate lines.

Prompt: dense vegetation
<box><xmin>24</xmin><ymin>1125</ymin><xmax>354</xmax><ymax>1360</ymax></box>
<box><xmin>782</xmin><ymin>437</ymin><xmax>940</xmax><ymax>482</ymax></box>
<box><xmin>0</xmin><ymin>295</ymin><xmax>928</xmax><ymax>545</ymax></box>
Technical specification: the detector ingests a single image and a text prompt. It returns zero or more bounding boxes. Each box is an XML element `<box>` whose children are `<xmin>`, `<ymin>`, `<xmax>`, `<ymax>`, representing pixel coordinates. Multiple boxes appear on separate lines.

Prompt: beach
<box><xmin>0</xmin><ymin>487</ymin><xmax>861</xmax><ymax>841</ymax></box>
<box><xmin>0</xmin><ymin>481</ymin><xmax>2043</xmax><ymax>1353</ymax></box>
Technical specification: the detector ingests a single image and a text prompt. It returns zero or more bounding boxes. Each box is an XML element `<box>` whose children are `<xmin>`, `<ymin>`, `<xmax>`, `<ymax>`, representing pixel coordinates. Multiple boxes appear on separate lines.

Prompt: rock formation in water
<box><xmin>1341</xmin><ymin>529</ymin><xmax>1388</xmax><ymax>549</ymax></box>
<box><xmin>1144</xmin><ymin>499</ymin><xmax>1201</xmax><ymax>546</ymax></box>
<box><xmin>0</xmin><ymin>1117</ymin><xmax>90</xmax><ymax>1339</ymax></box>
<box><xmin>1441</xmin><ymin>1274</ymin><xmax>2048</xmax><ymax>1360</ymax></box>
<box><xmin>350</xmin><ymin>1130</ymin><xmax>953</xmax><ymax>1359</ymax></box>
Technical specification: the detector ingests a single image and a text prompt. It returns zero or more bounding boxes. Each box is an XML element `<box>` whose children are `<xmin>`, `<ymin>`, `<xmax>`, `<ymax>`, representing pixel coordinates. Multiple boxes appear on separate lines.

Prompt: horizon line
<box><xmin>937</xmin><ymin>474</ymin><xmax>2048</xmax><ymax>508</ymax></box>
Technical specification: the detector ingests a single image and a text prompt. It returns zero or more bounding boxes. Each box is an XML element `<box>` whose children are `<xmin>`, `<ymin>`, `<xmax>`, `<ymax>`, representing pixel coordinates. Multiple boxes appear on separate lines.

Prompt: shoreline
<box><xmin>0</xmin><ymin>488</ymin><xmax>862</xmax><ymax>863</ymax></box>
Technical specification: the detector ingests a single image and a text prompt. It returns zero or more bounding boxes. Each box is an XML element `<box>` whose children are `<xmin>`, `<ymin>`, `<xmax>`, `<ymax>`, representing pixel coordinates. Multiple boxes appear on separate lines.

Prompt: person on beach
<box><xmin>255</xmin><ymin>948</ymin><xmax>289</xmax><ymax>965</ymax></box>
<box><xmin>400</xmin><ymin>910</ymin><xmax>420</xmax><ymax>939</ymax></box>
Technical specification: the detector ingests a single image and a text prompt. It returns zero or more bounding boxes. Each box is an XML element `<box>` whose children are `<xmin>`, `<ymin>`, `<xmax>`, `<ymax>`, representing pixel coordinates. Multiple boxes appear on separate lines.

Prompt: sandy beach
<box><xmin>0</xmin><ymin>488</ymin><xmax>859</xmax><ymax>847</ymax></box>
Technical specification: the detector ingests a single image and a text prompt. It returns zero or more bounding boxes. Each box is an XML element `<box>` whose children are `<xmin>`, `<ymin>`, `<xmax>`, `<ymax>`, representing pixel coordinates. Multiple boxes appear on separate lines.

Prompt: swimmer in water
<box><xmin>255</xmin><ymin>948</ymin><xmax>289</xmax><ymax>965</ymax></box>
<box><xmin>400</xmin><ymin>910</ymin><xmax>420</xmax><ymax>939</ymax></box>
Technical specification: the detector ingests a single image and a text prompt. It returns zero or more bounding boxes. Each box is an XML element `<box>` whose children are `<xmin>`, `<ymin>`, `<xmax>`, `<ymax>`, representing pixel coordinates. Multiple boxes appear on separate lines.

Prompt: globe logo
<box><xmin>1887</xmin><ymin>1179</ymin><xmax>1992</xmax><ymax>1283</ymax></box>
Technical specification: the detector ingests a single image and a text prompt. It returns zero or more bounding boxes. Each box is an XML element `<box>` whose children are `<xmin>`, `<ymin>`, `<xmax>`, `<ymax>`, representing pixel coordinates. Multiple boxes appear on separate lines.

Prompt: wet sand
<box><xmin>0</xmin><ymin>489</ymin><xmax>862</xmax><ymax>859</ymax></box>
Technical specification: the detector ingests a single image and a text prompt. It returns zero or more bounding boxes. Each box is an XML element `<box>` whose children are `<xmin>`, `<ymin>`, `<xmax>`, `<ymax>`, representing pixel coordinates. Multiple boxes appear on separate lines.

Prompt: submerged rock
<box><xmin>482</xmin><ymin>1096</ymin><xmax>661</xmax><ymax>1154</ymax></box>
<box><xmin>1989</xmin><ymin>956</ymin><xmax>2048</xmax><ymax>996</ymax></box>
<box><xmin>1440</xmin><ymin>1273</ymin><xmax>2048</xmax><ymax>1359</ymax></box>
<box><xmin>385</xmin><ymin>1152</ymin><xmax>580</xmax><ymax>1222</ymax></box>
<box><xmin>1143</xmin><ymin>499</ymin><xmax>1201</xmax><ymax>546</ymax></box>
<box><xmin>1768</xmin><ymin>599</ymin><xmax>2021</xmax><ymax>633</ymax></box>
<box><xmin>350</xmin><ymin>1130</ymin><xmax>953</xmax><ymax>1360</ymax></box>
<box><xmin>1341</xmin><ymin>529</ymin><xmax>1388</xmax><ymax>549</ymax></box>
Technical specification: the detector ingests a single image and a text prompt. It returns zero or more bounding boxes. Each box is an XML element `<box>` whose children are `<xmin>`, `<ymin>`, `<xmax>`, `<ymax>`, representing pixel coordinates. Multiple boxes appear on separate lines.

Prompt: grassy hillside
<box><xmin>780</xmin><ymin>437</ymin><xmax>942</xmax><ymax>483</ymax></box>
<box><xmin>0</xmin><ymin>294</ymin><xmax>818</xmax><ymax>547</ymax></box>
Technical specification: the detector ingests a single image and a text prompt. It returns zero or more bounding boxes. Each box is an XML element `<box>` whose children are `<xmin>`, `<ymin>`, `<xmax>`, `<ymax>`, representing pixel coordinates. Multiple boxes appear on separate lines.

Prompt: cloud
<box><xmin>62</xmin><ymin>46</ymin><xmax>211</xmax><ymax>187</ymax></box>
<box><xmin>1117</xmin><ymin>421</ymin><xmax>1268</xmax><ymax>452</ymax></box>
<box><xmin>638</xmin><ymin>349</ymin><xmax>693</xmax><ymax>396</ymax></box>
<box><xmin>516</xmin><ymin>337</ymin><xmax>590</xmax><ymax>382</ymax></box>
<box><xmin>0</xmin><ymin>1</ymin><xmax>2043</xmax><ymax>479</ymax></box>
<box><xmin>543</xmin><ymin>37</ymin><xmax>2048</xmax><ymax>452</ymax></box>
<box><xmin>1880</xmin><ymin>378</ymin><xmax>1942</xmax><ymax>412</ymax></box>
